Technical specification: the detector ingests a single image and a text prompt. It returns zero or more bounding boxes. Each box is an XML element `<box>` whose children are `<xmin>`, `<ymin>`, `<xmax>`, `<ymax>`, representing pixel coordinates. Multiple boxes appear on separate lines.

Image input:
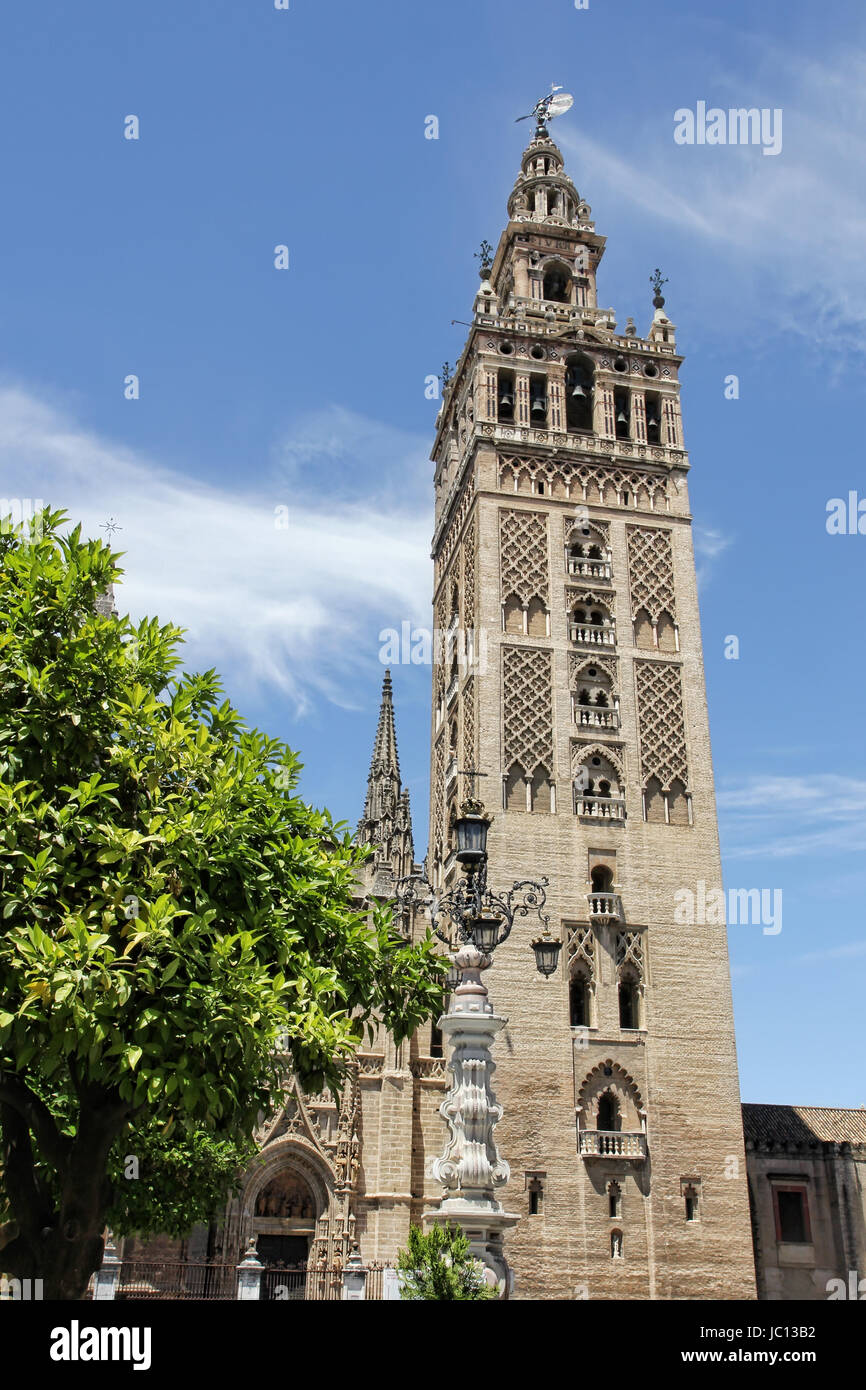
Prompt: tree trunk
<box><xmin>1</xmin><ymin>1088</ymin><xmax>128</xmax><ymax>1299</ymax></box>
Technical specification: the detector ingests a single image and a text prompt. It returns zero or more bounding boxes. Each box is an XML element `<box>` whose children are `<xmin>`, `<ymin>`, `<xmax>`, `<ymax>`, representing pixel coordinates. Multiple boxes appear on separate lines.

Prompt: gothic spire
<box><xmin>357</xmin><ymin>670</ymin><xmax>415</xmax><ymax>891</ymax></box>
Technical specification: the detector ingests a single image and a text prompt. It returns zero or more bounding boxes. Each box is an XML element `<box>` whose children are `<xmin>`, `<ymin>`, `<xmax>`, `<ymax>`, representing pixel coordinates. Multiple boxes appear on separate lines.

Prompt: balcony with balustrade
<box><xmin>587</xmin><ymin>892</ymin><xmax>622</xmax><ymax>924</ymax></box>
<box><xmin>573</xmin><ymin>701</ymin><xmax>619</xmax><ymax>731</ymax></box>
<box><xmin>567</xmin><ymin>556</ymin><xmax>611</xmax><ymax>582</ymax></box>
<box><xmin>579</xmin><ymin>1130</ymin><xmax>647</xmax><ymax>1160</ymax></box>
<box><xmin>574</xmin><ymin>793</ymin><xmax>626</xmax><ymax>822</ymax></box>
<box><xmin>569</xmin><ymin>622</ymin><xmax>615</xmax><ymax>648</ymax></box>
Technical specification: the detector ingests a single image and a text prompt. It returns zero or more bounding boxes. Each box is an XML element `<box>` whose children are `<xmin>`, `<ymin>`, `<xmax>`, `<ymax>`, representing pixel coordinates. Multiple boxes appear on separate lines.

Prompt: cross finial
<box><xmin>458</xmin><ymin>759</ymin><xmax>488</xmax><ymax>801</ymax></box>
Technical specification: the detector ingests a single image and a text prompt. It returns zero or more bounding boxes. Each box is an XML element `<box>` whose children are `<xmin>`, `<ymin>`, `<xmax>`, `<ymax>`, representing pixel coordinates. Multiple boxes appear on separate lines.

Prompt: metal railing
<box><xmin>91</xmin><ymin>1259</ymin><xmax>394</xmax><ymax>1302</ymax></box>
<box><xmin>112</xmin><ymin>1261</ymin><xmax>238</xmax><ymax>1300</ymax></box>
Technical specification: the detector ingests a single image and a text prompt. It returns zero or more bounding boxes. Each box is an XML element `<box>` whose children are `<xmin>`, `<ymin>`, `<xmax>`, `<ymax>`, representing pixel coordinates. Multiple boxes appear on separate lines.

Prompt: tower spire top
<box><xmin>367</xmin><ymin>667</ymin><xmax>400</xmax><ymax>785</ymax></box>
<box><xmin>515</xmin><ymin>85</ymin><xmax>574</xmax><ymax>136</ymax></box>
<box><xmin>357</xmin><ymin>669</ymin><xmax>414</xmax><ymax>890</ymax></box>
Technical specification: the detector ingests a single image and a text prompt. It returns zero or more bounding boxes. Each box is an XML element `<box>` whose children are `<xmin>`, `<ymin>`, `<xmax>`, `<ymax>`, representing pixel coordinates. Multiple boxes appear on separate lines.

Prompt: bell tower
<box><xmin>427</xmin><ymin>111</ymin><xmax>756</xmax><ymax>1298</ymax></box>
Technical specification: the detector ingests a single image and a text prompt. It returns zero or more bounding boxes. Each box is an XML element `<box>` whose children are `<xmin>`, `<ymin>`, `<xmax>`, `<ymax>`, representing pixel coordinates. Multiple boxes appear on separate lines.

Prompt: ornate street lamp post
<box><xmin>394</xmin><ymin>794</ymin><xmax>561</xmax><ymax>1296</ymax></box>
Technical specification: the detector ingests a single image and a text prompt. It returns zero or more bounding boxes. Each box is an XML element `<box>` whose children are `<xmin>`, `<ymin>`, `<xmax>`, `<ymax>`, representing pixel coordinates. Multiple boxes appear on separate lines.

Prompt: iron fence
<box><xmin>86</xmin><ymin>1259</ymin><xmax>394</xmax><ymax>1301</ymax></box>
<box><xmin>114</xmin><ymin>1261</ymin><xmax>238</xmax><ymax>1300</ymax></box>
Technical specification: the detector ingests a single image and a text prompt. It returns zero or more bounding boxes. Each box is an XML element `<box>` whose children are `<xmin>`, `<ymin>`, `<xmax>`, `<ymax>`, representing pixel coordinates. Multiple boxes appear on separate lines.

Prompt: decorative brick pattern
<box><xmin>635</xmin><ymin>660</ymin><xmax>689</xmax><ymax>791</ymax></box>
<box><xmin>498</xmin><ymin>454</ymin><xmax>669</xmax><ymax>510</ymax></box>
<box><xmin>502</xmin><ymin>645</ymin><xmax>554</xmax><ymax>775</ymax></box>
<box><xmin>627</xmin><ymin>526</ymin><xmax>676</xmax><ymax>622</ymax></box>
<box><xmin>432</xmin><ymin>731</ymin><xmax>446</xmax><ymax>859</ymax></box>
<box><xmin>499</xmin><ymin>509</ymin><xmax>549</xmax><ymax>605</ymax></box>
<box><xmin>462</xmin><ymin>676</ymin><xmax>475</xmax><ymax>774</ymax></box>
<box><xmin>462</xmin><ymin>517</ymin><xmax>476</xmax><ymax>628</ymax></box>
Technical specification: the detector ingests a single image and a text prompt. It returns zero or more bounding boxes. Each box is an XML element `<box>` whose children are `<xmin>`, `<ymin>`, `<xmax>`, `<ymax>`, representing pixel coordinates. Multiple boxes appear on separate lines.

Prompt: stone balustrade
<box><xmin>579</xmin><ymin>1130</ymin><xmax>647</xmax><ymax>1159</ymax></box>
<box><xmin>569</xmin><ymin>623</ymin><xmax>615</xmax><ymax>647</ymax></box>
<box><xmin>587</xmin><ymin>892</ymin><xmax>622</xmax><ymax>921</ymax></box>
<box><xmin>574</xmin><ymin>704</ymin><xmax>619</xmax><ymax>729</ymax></box>
<box><xmin>574</xmin><ymin>794</ymin><xmax>626</xmax><ymax>821</ymax></box>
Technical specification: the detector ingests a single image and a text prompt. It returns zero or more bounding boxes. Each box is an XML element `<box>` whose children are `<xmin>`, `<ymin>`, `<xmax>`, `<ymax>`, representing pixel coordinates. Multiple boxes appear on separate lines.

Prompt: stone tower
<box><xmin>426</xmin><ymin>118</ymin><xmax>756</xmax><ymax>1298</ymax></box>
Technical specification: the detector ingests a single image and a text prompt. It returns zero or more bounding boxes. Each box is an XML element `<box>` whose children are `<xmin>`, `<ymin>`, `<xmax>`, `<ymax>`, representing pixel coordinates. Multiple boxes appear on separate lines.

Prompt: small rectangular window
<box><xmin>773</xmin><ymin>1185</ymin><xmax>811</xmax><ymax>1244</ymax></box>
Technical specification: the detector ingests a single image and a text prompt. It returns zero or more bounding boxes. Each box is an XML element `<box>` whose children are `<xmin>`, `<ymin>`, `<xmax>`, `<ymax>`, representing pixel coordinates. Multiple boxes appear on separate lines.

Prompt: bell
<box><xmin>616</xmin><ymin>407</ymin><xmax>628</xmax><ymax>424</ymax></box>
<box><xmin>570</xmin><ymin>380</ymin><xmax>587</xmax><ymax>399</ymax></box>
<box><xmin>646</xmin><ymin>410</ymin><xmax>660</xmax><ymax>427</ymax></box>
<box><xmin>499</xmin><ymin>389</ymin><xmax>514</xmax><ymax>408</ymax></box>
<box><xmin>531</xmin><ymin>396</ymin><xmax>547</xmax><ymax>416</ymax></box>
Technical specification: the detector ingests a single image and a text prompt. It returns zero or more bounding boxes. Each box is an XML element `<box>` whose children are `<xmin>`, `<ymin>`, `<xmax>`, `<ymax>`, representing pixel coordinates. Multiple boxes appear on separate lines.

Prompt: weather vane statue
<box><xmin>515</xmin><ymin>84</ymin><xmax>574</xmax><ymax>133</ymax></box>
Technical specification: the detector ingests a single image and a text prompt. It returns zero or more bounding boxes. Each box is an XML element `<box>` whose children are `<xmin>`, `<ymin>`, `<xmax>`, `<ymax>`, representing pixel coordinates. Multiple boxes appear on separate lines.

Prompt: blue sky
<box><xmin>1</xmin><ymin>0</ymin><xmax>864</xmax><ymax>1107</ymax></box>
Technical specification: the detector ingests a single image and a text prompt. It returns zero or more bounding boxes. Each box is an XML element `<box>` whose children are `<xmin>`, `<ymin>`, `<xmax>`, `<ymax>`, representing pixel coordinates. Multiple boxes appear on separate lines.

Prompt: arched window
<box><xmin>591</xmin><ymin>865</ymin><xmax>613</xmax><ymax>893</ymax></box>
<box><xmin>527</xmin><ymin>596</ymin><xmax>547</xmax><ymax>637</ymax></box>
<box><xmin>644</xmin><ymin>775</ymin><xmax>666</xmax><ymax>823</ymax></box>
<box><xmin>614</xmin><ymin>390</ymin><xmax>631</xmax><ymax>439</ymax></box>
<box><xmin>543</xmin><ymin>262</ymin><xmax>571</xmax><ymax>303</ymax></box>
<box><xmin>597</xmin><ymin>1091</ymin><xmax>620</xmax><ymax>1132</ymax></box>
<box><xmin>618</xmin><ymin>972</ymin><xmax>640</xmax><ymax>1030</ymax></box>
<box><xmin>565</xmin><ymin>355</ymin><xmax>593</xmax><ymax>432</ymax></box>
<box><xmin>657</xmin><ymin>611</ymin><xmax>677</xmax><ymax>652</ymax></box>
<box><xmin>668</xmin><ymin>778</ymin><xmax>690</xmax><ymax>826</ymax></box>
<box><xmin>529</xmin><ymin>375</ymin><xmax>548</xmax><ymax>422</ymax></box>
<box><xmin>569</xmin><ymin>971</ymin><xmax>590</xmax><ymax>1027</ymax></box>
<box><xmin>497</xmin><ymin>370</ymin><xmax>515</xmax><ymax>422</ymax></box>
<box><xmin>505</xmin><ymin>762</ymin><xmax>526</xmax><ymax>811</ymax></box>
<box><xmin>633</xmin><ymin>607</ymin><xmax>654</xmax><ymax>648</ymax></box>
<box><xmin>645</xmin><ymin>391</ymin><xmax>662</xmax><ymax>444</ymax></box>
<box><xmin>610</xmin><ymin>1229</ymin><xmax>623</xmax><ymax>1259</ymax></box>
<box><xmin>503</xmin><ymin>593</ymin><xmax>523</xmax><ymax>634</ymax></box>
<box><xmin>531</xmin><ymin>765</ymin><xmax>551</xmax><ymax>813</ymax></box>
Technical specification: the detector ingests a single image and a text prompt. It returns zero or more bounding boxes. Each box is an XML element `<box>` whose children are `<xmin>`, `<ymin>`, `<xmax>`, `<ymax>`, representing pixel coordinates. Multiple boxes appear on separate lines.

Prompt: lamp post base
<box><xmin>423</xmin><ymin>1200</ymin><xmax>518</xmax><ymax>1299</ymax></box>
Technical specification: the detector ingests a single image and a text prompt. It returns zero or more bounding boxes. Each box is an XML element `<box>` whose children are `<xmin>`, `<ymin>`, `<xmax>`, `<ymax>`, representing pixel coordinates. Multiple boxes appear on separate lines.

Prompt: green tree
<box><xmin>396</xmin><ymin>1223</ymin><xmax>498</xmax><ymax>1300</ymax></box>
<box><xmin>0</xmin><ymin>510</ymin><xmax>443</xmax><ymax>1298</ymax></box>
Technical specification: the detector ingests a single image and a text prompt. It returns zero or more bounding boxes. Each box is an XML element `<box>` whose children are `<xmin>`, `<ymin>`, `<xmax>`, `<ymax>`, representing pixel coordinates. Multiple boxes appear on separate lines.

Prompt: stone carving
<box><xmin>499</xmin><ymin>509</ymin><xmax>549</xmax><ymax>606</ymax></box>
<box><xmin>634</xmin><ymin>660</ymin><xmax>689</xmax><ymax>792</ymax></box>
<box><xmin>255</xmin><ymin>1169</ymin><xmax>316</xmax><ymax>1220</ymax></box>
<box><xmin>498</xmin><ymin>454</ymin><xmax>669</xmax><ymax>511</ymax></box>
<box><xmin>566</xmin><ymin>924</ymin><xmax>596</xmax><ymax>978</ymax></box>
<box><xmin>615</xmin><ymin>930</ymin><xmax>644</xmax><ymax>977</ymax></box>
<box><xmin>627</xmin><ymin>525</ymin><xmax>676</xmax><ymax>622</ymax></box>
<box><xmin>569</xmin><ymin>653</ymin><xmax>617</xmax><ymax>688</ymax></box>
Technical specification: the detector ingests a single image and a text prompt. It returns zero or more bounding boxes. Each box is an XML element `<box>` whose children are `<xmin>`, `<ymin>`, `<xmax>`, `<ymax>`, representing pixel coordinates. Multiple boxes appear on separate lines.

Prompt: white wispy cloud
<box><xmin>717</xmin><ymin>773</ymin><xmax>866</xmax><ymax>859</ymax></box>
<box><xmin>792</xmin><ymin>940</ymin><xmax>866</xmax><ymax>968</ymax></box>
<box><xmin>559</xmin><ymin>43</ymin><xmax>866</xmax><ymax>350</ymax></box>
<box><xmin>0</xmin><ymin>386</ymin><xmax>431</xmax><ymax>714</ymax></box>
<box><xmin>693</xmin><ymin>523</ymin><xmax>733</xmax><ymax>586</ymax></box>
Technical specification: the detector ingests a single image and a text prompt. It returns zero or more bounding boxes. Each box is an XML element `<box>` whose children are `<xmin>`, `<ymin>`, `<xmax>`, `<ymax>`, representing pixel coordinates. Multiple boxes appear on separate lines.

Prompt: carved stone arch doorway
<box><xmin>227</xmin><ymin>1138</ymin><xmax>336</xmax><ymax>1267</ymax></box>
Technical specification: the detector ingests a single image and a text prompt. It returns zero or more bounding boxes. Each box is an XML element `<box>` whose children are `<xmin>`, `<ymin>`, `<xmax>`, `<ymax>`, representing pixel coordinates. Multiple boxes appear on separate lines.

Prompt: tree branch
<box><xmin>0</xmin><ymin>1070</ymin><xmax>72</xmax><ymax>1169</ymax></box>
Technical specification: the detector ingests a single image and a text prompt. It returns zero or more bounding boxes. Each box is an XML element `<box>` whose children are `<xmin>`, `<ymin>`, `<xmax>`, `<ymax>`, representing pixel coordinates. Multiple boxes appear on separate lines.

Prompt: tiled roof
<box><xmin>742</xmin><ymin>1103</ymin><xmax>866</xmax><ymax>1148</ymax></box>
